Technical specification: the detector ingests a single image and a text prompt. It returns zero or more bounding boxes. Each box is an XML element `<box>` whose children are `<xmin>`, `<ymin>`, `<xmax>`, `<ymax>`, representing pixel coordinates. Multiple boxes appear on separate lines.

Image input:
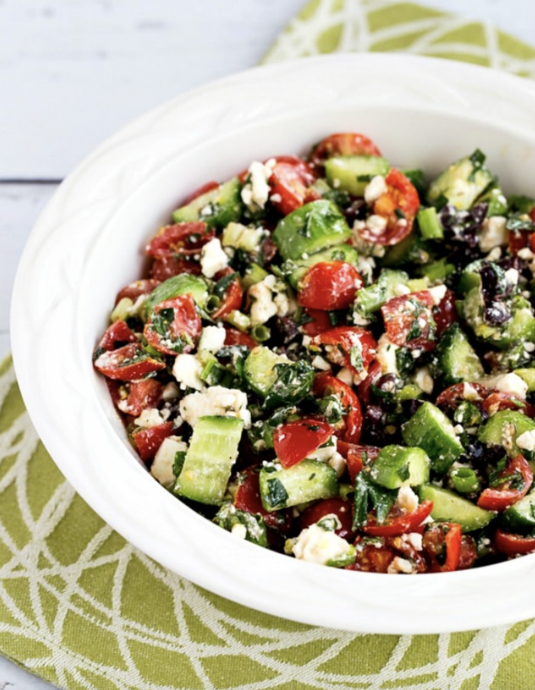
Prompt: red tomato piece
<box><xmin>422</xmin><ymin>522</ymin><xmax>463</xmax><ymax>572</ymax></box>
<box><xmin>435</xmin><ymin>382</ymin><xmax>487</xmax><ymax>411</ymax></box>
<box><xmin>273</xmin><ymin>418</ymin><xmax>333</xmax><ymax>468</ymax></box>
<box><xmin>96</xmin><ymin>320</ymin><xmax>138</xmax><ymax>353</ymax></box>
<box><xmin>482</xmin><ymin>392</ymin><xmax>533</xmax><ymax>417</ymax></box>
<box><xmin>301</xmin><ymin>309</ymin><xmax>333</xmax><ymax>337</ymax></box>
<box><xmin>211</xmin><ymin>267</ymin><xmax>244</xmax><ymax>320</ymax></box>
<box><xmin>182</xmin><ymin>180</ymin><xmax>219</xmax><ymax>205</ymax></box>
<box><xmin>149</xmin><ymin>256</ymin><xmax>202</xmax><ymax>281</ymax></box>
<box><xmin>356</xmin><ymin>361</ymin><xmax>382</xmax><ymax>407</ymax></box>
<box><xmin>313</xmin><ymin>372</ymin><xmax>363</xmax><ymax>444</ymax></box>
<box><xmin>362</xmin><ymin>500</ymin><xmax>433</xmax><ymax>537</ymax></box>
<box><xmin>268</xmin><ymin>156</ymin><xmax>318</xmax><ymax>216</ymax></box>
<box><xmin>381</xmin><ymin>290</ymin><xmax>436</xmax><ymax>351</ymax></box>
<box><xmin>309</xmin><ymin>133</ymin><xmax>382</xmax><ymax>169</ymax></box>
<box><xmin>458</xmin><ymin>535</ymin><xmax>478</xmax><ymax>570</ymax></box>
<box><xmin>94</xmin><ymin>343</ymin><xmax>165</xmax><ymax>381</ymax></box>
<box><xmin>477</xmin><ymin>455</ymin><xmax>533</xmax><ymax>511</ymax></box>
<box><xmin>234</xmin><ymin>468</ymin><xmax>292</xmax><ymax>532</ymax></box>
<box><xmin>132</xmin><ymin>423</ymin><xmax>174</xmax><ymax>462</ymax></box>
<box><xmin>315</xmin><ymin>326</ymin><xmax>377</xmax><ymax>375</ymax></box>
<box><xmin>115</xmin><ymin>279</ymin><xmax>161</xmax><ymax>305</ymax></box>
<box><xmin>224</xmin><ymin>327</ymin><xmax>257</xmax><ymax>349</ymax></box>
<box><xmin>144</xmin><ymin>294</ymin><xmax>202</xmax><ymax>356</ymax></box>
<box><xmin>336</xmin><ymin>441</ymin><xmax>380</xmax><ymax>483</ymax></box>
<box><xmin>509</xmin><ymin>229</ymin><xmax>530</xmax><ymax>256</ymax></box>
<box><xmin>117</xmin><ymin>378</ymin><xmax>163</xmax><ymax>417</ymax></box>
<box><xmin>433</xmin><ymin>289</ymin><xmax>458</xmax><ymax>337</ymax></box>
<box><xmin>298</xmin><ymin>262</ymin><xmax>364</xmax><ymax>311</ymax></box>
<box><xmin>146</xmin><ymin>221</ymin><xmax>214</xmax><ymax>258</ymax></box>
<box><xmin>494</xmin><ymin>529</ymin><xmax>535</xmax><ymax>556</ymax></box>
<box><xmin>359</xmin><ymin>169</ymin><xmax>419</xmax><ymax>246</ymax></box>
<box><xmin>299</xmin><ymin>498</ymin><xmax>354</xmax><ymax>540</ymax></box>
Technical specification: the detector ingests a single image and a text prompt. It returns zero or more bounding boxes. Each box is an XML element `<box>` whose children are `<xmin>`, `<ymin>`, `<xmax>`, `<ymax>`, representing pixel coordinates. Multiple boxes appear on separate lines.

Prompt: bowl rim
<box><xmin>11</xmin><ymin>52</ymin><xmax>535</xmax><ymax>634</ymax></box>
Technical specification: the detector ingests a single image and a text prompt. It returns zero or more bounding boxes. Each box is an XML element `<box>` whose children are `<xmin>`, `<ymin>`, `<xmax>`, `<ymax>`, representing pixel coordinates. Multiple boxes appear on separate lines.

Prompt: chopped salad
<box><xmin>93</xmin><ymin>132</ymin><xmax>535</xmax><ymax>574</ymax></box>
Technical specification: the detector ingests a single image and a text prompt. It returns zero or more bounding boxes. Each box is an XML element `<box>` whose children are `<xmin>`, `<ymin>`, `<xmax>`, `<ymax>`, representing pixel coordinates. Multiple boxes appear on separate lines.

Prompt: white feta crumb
<box><xmin>161</xmin><ymin>381</ymin><xmax>180</xmax><ymax>402</ymax></box>
<box><xmin>200</xmin><ymin>238</ymin><xmax>229</xmax><ymax>278</ymax></box>
<box><xmin>307</xmin><ymin>435</ymin><xmax>337</xmax><ymax>463</ymax></box>
<box><xmin>518</xmin><ymin>248</ymin><xmax>534</xmax><ymax>260</ymax></box>
<box><xmin>292</xmin><ymin>523</ymin><xmax>353</xmax><ymax>566</ymax></box>
<box><xmin>394</xmin><ymin>283</ymin><xmax>411</xmax><ymax>297</ymax></box>
<box><xmin>453</xmin><ymin>424</ymin><xmax>464</xmax><ymax>435</ymax></box>
<box><xmin>328</xmin><ymin>451</ymin><xmax>346</xmax><ymax>478</ymax></box>
<box><xmin>364</xmin><ymin>175</ymin><xmax>388</xmax><ymax>204</ymax></box>
<box><xmin>504</xmin><ymin>268</ymin><xmax>519</xmax><ymax>286</ymax></box>
<box><xmin>198</xmin><ymin>325</ymin><xmax>226</xmax><ymax>354</ymax></box>
<box><xmin>376</xmin><ymin>334</ymin><xmax>399</xmax><ymax>375</ymax></box>
<box><xmin>134</xmin><ymin>408</ymin><xmax>165</xmax><ymax>428</ymax></box>
<box><xmin>516</xmin><ymin>429</ymin><xmax>535</xmax><ymax>452</ymax></box>
<box><xmin>427</xmin><ymin>284</ymin><xmax>447</xmax><ymax>305</ymax></box>
<box><xmin>413</xmin><ymin>366</ymin><xmax>434</xmax><ymax>394</ymax></box>
<box><xmin>387</xmin><ymin>556</ymin><xmax>416</xmax><ymax>574</ymax></box>
<box><xmin>150</xmin><ymin>437</ymin><xmax>188</xmax><ymax>487</ymax></box>
<box><xmin>248</xmin><ymin>276</ymin><xmax>278</xmax><ymax>326</ymax></box>
<box><xmin>366</xmin><ymin>214</ymin><xmax>388</xmax><ymax>236</ymax></box>
<box><xmin>172</xmin><ymin>354</ymin><xmax>205</xmax><ymax>391</ymax></box>
<box><xmin>396</xmin><ymin>484</ymin><xmax>419</xmax><ymax>514</ymax></box>
<box><xmin>179</xmin><ymin>385</ymin><xmax>251</xmax><ymax>429</ymax></box>
<box><xmin>494</xmin><ymin>372</ymin><xmax>528</xmax><ymax>400</ymax></box>
<box><xmin>240</xmin><ymin>160</ymin><xmax>275</xmax><ymax>211</ymax></box>
<box><xmin>463</xmin><ymin>383</ymin><xmax>481</xmax><ymax>401</ymax></box>
<box><xmin>479</xmin><ymin>216</ymin><xmax>508</xmax><ymax>253</ymax></box>
<box><xmin>231</xmin><ymin>523</ymin><xmax>248</xmax><ymax>540</ymax></box>
<box><xmin>336</xmin><ymin>367</ymin><xmax>354</xmax><ymax>386</ymax></box>
<box><xmin>404</xmin><ymin>532</ymin><xmax>423</xmax><ymax>551</ymax></box>
<box><xmin>311</xmin><ymin>355</ymin><xmax>332</xmax><ymax>371</ymax></box>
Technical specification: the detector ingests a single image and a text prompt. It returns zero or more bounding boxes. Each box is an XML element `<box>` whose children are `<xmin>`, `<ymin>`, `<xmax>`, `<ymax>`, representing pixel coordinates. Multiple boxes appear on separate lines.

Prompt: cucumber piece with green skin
<box><xmin>243</xmin><ymin>346</ymin><xmax>287</xmax><ymax>397</ymax></box>
<box><xmin>354</xmin><ymin>268</ymin><xmax>409</xmax><ymax>316</ymax></box>
<box><xmin>284</xmin><ymin>245</ymin><xmax>359</xmax><ymax>289</ymax></box>
<box><xmin>435</xmin><ymin>323</ymin><xmax>484</xmax><ymax>385</ymax></box>
<box><xmin>418</xmin><ymin>258</ymin><xmax>455</xmax><ymax>283</ymax></box>
<box><xmin>176</xmin><ymin>416</ymin><xmax>244</xmax><ymax>505</ymax></box>
<box><xmin>402</xmin><ymin>402</ymin><xmax>464</xmax><ymax>475</ymax></box>
<box><xmin>144</xmin><ymin>274</ymin><xmax>209</xmax><ymax>317</ymax></box>
<box><xmin>324</xmin><ymin>155</ymin><xmax>390</xmax><ymax>196</ymax></box>
<box><xmin>514</xmin><ymin>368</ymin><xmax>535</xmax><ymax>392</ymax></box>
<box><xmin>419</xmin><ymin>485</ymin><xmax>494</xmax><ymax>532</ymax></box>
<box><xmin>381</xmin><ymin>231</ymin><xmax>433</xmax><ymax>268</ymax></box>
<box><xmin>370</xmin><ymin>445</ymin><xmax>430</xmax><ymax>490</ymax></box>
<box><xmin>501</xmin><ymin>490</ymin><xmax>535</xmax><ymax>530</ymax></box>
<box><xmin>427</xmin><ymin>150</ymin><xmax>495</xmax><ymax>211</ymax></box>
<box><xmin>172</xmin><ymin>177</ymin><xmax>242</xmax><ymax>228</ymax></box>
<box><xmin>464</xmin><ymin>289</ymin><xmax>535</xmax><ymax>350</ymax></box>
<box><xmin>477</xmin><ymin>186</ymin><xmax>508</xmax><ymax>216</ymax></box>
<box><xmin>478</xmin><ymin>410</ymin><xmax>535</xmax><ymax>456</ymax></box>
<box><xmin>259</xmin><ymin>460</ymin><xmax>338</xmax><ymax>511</ymax></box>
<box><xmin>272</xmin><ymin>200</ymin><xmax>351</xmax><ymax>261</ymax></box>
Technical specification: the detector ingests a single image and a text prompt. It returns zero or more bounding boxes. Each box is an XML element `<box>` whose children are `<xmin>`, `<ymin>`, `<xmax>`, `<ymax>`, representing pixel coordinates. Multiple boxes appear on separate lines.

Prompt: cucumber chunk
<box><xmin>324</xmin><ymin>155</ymin><xmax>390</xmax><ymax>196</ymax></box>
<box><xmin>272</xmin><ymin>200</ymin><xmax>351</xmax><ymax>261</ymax></box>
<box><xmin>514</xmin><ymin>369</ymin><xmax>535</xmax><ymax>393</ymax></box>
<box><xmin>144</xmin><ymin>274</ymin><xmax>209</xmax><ymax>317</ymax></box>
<box><xmin>283</xmin><ymin>244</ymin><xmax>359</xmax><ymax>289</ymax></box>
<box><xmin>402</xmin><ymin>402</ymin><xmax>464</xmax><ymax>475</ymax></box>
<box><xmin>370</xmin><ymin>445</ymin><xmax>430</xmax><ymax>490</ymax></box>
<box><xmin>176</xmin><ymin>416</ymin><xmax>244</xmax><ymax>505</ymax></box>
<box><xmin>478</xmin><ymin>410</ymin><xmax>535</xmax><ymax>456</ymax></box>
<box><xmin>172</xmin><ymin>177</ymin><xmax>242</xmax><ymax>228</ymax></box>
<box><xmin>259</xmin><ymin>460</ymin><xmax>338</xmax><ymax>511</ymax></box>
<box><xmin>417</xmin><ymin>207</ymin><xmax>444</xmax><ymax>240</ymax></box>
<box><xmin>243</xmin><ymin>346</ymin><xmax>287</xmax><ymax>397</ymax></box>
<box><xmin>427</xmin><ymin>150</ymin><xmax>494</xmax><ymax>211</ymax></box>
<box><xmin>419</xmin><ymin>485</ymin><xmax>494</xmax><ymax>532</ymax></box>
<box><xmin>354</xmin><ymin>269</ymin><xmax>409</xmax><ymax>317</ymax></box>
<box><xmin>436</xmin><ymin>323</ymin><xmax>484</xmax><ymax>385</ymax></box>
<box><xmin>502</xmin><ymin>490</ymin><xmax>535</xmax><ymax>530</ymax></box>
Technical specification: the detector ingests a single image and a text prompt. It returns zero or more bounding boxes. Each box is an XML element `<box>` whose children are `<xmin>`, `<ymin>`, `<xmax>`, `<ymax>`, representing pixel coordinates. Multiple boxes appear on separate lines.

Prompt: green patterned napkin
<box><xmin>3</xmin><ymin>3</ymin><xmax>535</xmax><ymax>689</ymax></box>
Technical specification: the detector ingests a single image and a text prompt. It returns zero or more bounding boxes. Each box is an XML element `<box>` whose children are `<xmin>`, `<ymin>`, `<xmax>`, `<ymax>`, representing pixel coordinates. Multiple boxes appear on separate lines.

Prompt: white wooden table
<box><xmin>1</xmin><ymin>0</ymin><xmax>534</xmax><ymax>687</ymax></box>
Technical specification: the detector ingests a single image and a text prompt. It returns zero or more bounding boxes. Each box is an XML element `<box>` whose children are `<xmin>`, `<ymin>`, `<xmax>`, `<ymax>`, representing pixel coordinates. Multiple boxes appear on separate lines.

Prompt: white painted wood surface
<box><xmin>0</xmin><ymin>0</ymin><xmax>534</xmax><ymax>687</ymax></box>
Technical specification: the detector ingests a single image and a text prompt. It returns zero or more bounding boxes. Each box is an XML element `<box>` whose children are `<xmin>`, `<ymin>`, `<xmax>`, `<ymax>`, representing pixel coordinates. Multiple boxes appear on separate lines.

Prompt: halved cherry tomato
<box><xmin>301</xmin><ymin>309</ymin><xmax>333</xmax><ymax>337</ymax></box>
<box><xmin>422</xmin><ymin>522</ymin><xmax>462</xmax><ymax>572</ymax></box>
<box><xmin>313</xmin><ymin>372</ymin><xmax>363</xmax><ymax>444</ymax></box>
<box><xmin>363</xmin><ymin>500</ymin><xmax>433</xmax><ymax>537</ymax></box>
<box><xmin>482</xmin><ymin>392</ymin><xmax>533</xmax><ymax>417</ymax></box>
<box><xmin>149</xmin><ymin>256</ymin><xmax>202</xmax><ymax>281</ymax></box>
<box><xmin>146</xmin><ymin>221</ymin><xmax>214</xmax><ymax>258</ymax></box>
<box><xmin>381</xmin><ymin>290</ymin><xmax>436</xmax><ymax>351</ymax></box>
<box><xmin>477</xmin><ymin>454</ymin><xmax>533</xmax><ymax>511</ymax></box>
<box><xmin>359</xmin><ymin>169</ymin><xmax>419</xmax><ymax>246</ymax></box>
<box><xmin>315</xmin><ymin>326</ymin><xmax>377</xmax><ymax>375</ymax></box>
<box><xmin>433</xmin><ymin>289</ymin><xmax>458</xmax><ymax>337</ymax></box>
<box><xmin>299</xmin><ymin>498</ymin><xmax>354</xmax><ymax>540</ymax></box>
<box><xmin>115</xmin><ymin>279</ymin><xmax>161</xmax><ymax>305</ymax></box>
<box><xmin>144</xmin><ymin>294</ymin><xmax>202</xmax><ymax>356</ymax></box>
<box><xmin>268</xmin><ymin>156</ymin><xmax>318</xmax><ymax>215</ymax></box>
<box><xmin>309</xmin><ymin>133</ymin><xmax>382</xmax><ymax>170</ymax></box>
<box><xmin>211</xmin><ymin>267</ymin><xmax>243</xmax><ymax>320</ymax></box>
<box><xmin>494</xmin><ymin>528</ymin><xmax>535</xmax><ymax>556</ymax></box>
<box><xmin>95</xmin><ymin>320</ymin><xmax>138</xmax><ymax>353</ymax></box>
<box><xmin>458</xmin><ymin>535</ymin><xmax>478</xmax><ymax>570</ymax></box>
<box><xmin>132</xmin><ymin>422</ymin><xmax>174</xmax><ymax>462</ymax></box>
<box><xmin>234</xmin><ymin>468</ymin><xmax>291</xmax><ymax>532</ymax></box>
<box><xmin>117</xmin><ymin>378</ymin><xmax>163</xmax><ymax>417</ymax></box>
<box><xmin>273</xmin><ymin>418</ymin><xmax>333</xmax><ymax>468</ymax></box>
<box><xmin>435</xmin><ymin>382</ymin><xmax>487</xmax><ymax>411</ymax></box>
<box><xmin>94</xmin><ymin>343</ymin><xmax>165</xmax><ymax>381</ymax></box>
<box><xmin>356</xmin><ymin>361</ymin><xmax>382</xmax><ymax>407</ymax></box>
<box><xmin>182</xmin><ymin>180</ymin><xmax>219</xmax><ymax>205</ymax></box>
<box><xmin>224</xmin><ymin>327</ymin><xmax>257</xmax><ymax>349</ymax></box>
<box><xmin>336</xmin><ymin>440</ymin><xmax>380</xmax><ymax>483</ymax></box>
<box><xmin>348</xmin><ymin>537</ymin><xmax>396</xmax><ymax>573</ymax></box>
<box><xmin>509</xmin><ymin>230</ymin><xmax>530</xmax><ymax>256</ymax></box>
<box><xmin>298</xmin><ymin>262</ymin><xmax>364</xmax><ymax>311</ymax></box>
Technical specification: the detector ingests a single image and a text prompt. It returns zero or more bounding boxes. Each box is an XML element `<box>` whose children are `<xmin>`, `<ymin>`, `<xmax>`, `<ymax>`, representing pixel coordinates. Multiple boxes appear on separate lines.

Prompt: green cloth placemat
<box><xmin>3</xmin><ymin>3</ymin><xmax>535</xmax><ymax>688</ymax></box>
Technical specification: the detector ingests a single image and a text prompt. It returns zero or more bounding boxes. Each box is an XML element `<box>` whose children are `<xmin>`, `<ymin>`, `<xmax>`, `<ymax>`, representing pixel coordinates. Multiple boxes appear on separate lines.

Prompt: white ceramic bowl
<box><xmin>11</xmin><ymin>53</ymin><xmax>535</xmax><ymax>634</ymax></box>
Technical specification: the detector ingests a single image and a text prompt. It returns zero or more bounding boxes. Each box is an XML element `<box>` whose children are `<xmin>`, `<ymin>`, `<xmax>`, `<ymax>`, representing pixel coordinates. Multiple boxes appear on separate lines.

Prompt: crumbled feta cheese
<box><xmin>376</xmin><ymin>334</ymin><xmax>399</xmax><ymax>375</ymax></box>
<box><xmin>336</xmin><ymin>367</ymin><xmax>354</xmax><ymax>386</ymax></box>
<box><xmin>428</xmin><ymin>284</ymin><xmax>447</xmax><ymax>305</ymax></box>
<box><xmin>479</xmin><ymin>216</ymin><xmax>508</xmax><ymax>253</ymax></box>
<box><xmin>396</xmin><ymin>484</ymin><xmax>419</xmax><ymax>513</ymax></box>
<box><xmin>364</xmin><ymin>175</ymin><xmax>388</xmax><ymax>204</ymax></box>
<box><xmin>517</xmin><ymin>429</ymin><xmax>535</xmax><ymax>452</ymax></box>
<box><xmin>366</xmin><ymin>214</ymin><xmax>388</xmax><ymax>236</ymax></box>
<box><xmin>387</xmin><ymin>556</ymin><xmax>416</xmax><ymax>574</ymax></box>
<box><xmin>179</xmin><ymin>385</ymin><xmax>251</xmax><ymax>429</ymax></box>
<box><xmin>150</xmin><ymin>437</ymin><xmax>188</xmax><ymax>487</ymax></box>
<box><xmin>134</xmin><ymin>408</ymin><xmax>165</xmax><ymax>428</ymax></box>
<box><xmin>518</xmin><ymin>248</ymin><xmax>535</xmax><ymax>261</ymax></box>
<box><xmin>200</xmin><ymin>238</ymin><xmax>229</xmax><ymax>278</ymax></box>
<box><xmin>307</xmin><ymin>435</ymin><xmax>337</xmax><ymax>462</ymax></box>
<box><xmin>404</xmin><ymin>532</ymin><xmax>423</xmax><ymax>551</ymax></box>
<box><xmin>231</xmin><ymin>523</ymin><xmax>248</xmax><ymax>540</ymax></box>
<box><xmin>240</xmin><ymin>159</ymin><xmax>275</xmax><ymax>211</ymax></box>
<box><xmin>494</xmin><ymin>372</ymin><xmax>528</xmax><ymax>399</ymax></box>
<box><xmin>161</xmin><ymin>381</ymin><xmax>180</xmax><ymax>402</ymax></box>
<box><xmin>198</xmin><ymin>325</ymin><xmax>226</xmax><ymax>354</ymax></box>
<box><xmin>324</xmin><ymin>344</ymin><xmax>345</xmax><ymax>366</ymax></box>
<box><xmin>505</xmin><ymin>268</ymin><xmax>519</xmax><ymax>286</ymax></box>
<box><xmin>172</xmin><ymin>354</ymin><xmax>205</xmax><ymax>391</ymax></box>
<box><xmin>311</xmin><ymin>355</ymin><xmax>331</xmax><ymax>371</ymax></box>
<box><xmin>248</xmin><ymin>276</ymin><xmax>278</xmax><ymax>326</ymax></box>
<box><xmin>356</xmin><ymin>255</ymin><xmax>376</xmax><ymax>283</ymax></box>
<box><xmin>292</xmin><ymin>523</ymin><xmax>353</xmax><ymax>566</ymax></box>
<box><xmin>328</xmin><ymin>452</ymin><xmax>346</xmax><ymax>478</ymax></box>
<box><xmin>413</xmin><ymin>366</ymin><xmax>434</xmax><ymax>395</ymax></box>
<box><xmin>486</xmin><ymin>247</ymin><xmax>502</xmax><ymax>262</ymax></box>
<box><xmin>463</xmin><ymin>383</ymin><xmax>481</xmax><ymax>401</ymax></box>
<box><xmin>394</xmin><ymin>283</ymin><xmax>411</xmax><ymax>297</ymax></box>
<box><xmin>453</xmin><ymin>424</ymin><xmax>464</xmax><ymax>435</ymax></box>
<box><xmin>273</xmin><ymin>291</ymin><xmax>291</xmax><ymax>317</ymax></box>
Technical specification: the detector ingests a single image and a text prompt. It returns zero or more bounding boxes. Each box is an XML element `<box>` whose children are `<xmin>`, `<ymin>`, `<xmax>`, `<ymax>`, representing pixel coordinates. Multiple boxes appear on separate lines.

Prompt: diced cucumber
<box><xmin>243</xmin><ymin>346</ymin><xmax>287</xmax><ymax>397</ymax></box>
<box><xmin>241</xmin><ymin>263</ymin><xmax>269</xmax><ymax>290</ymax></box>
<box><xmin>324</xmin><ymin>155</ymin><xmax>390</xmax><ymax>196</ymax></box>
<box><xmin>514</xmin><ymin>369</ymin><xmax>535</xmax><ymax>393</ymax></box>
<box><xmin>477</xmin><ymin>186</ymin><xmax>508</xmax><ymax>216</ymax></box>
<box><xmin>427</xmin><ymin>150</ymin><xmax>495</xmax><ymax>211</ymax></box>
<box><xmin>214</xmin><ymin>504</ymin><xmax>268</xmax><ymax>546</ymax></box>
<box><xmin>176</xmin><ymin>416</ymin><xmax>244</xmax><ymax>505</ymax></box>
<box><xmin>418</xmin><ymin>258</ymin><xmax>455</xmax><ymax>283</ymax></box>
<box><xmin>478</xmin><ymin>410</ymin><xmax>535</xmax><ymax>456</ymax></box>
<box><xmin>419</xmin><ymin>485</ymin><xmax>494</xmax><ymax>532</ymax></box>
<box><xmin>402</xmin><ymin>402</ymin><xmax>464</xmax><ymax>475</ymax></box>
<box><xmin>417</xmin><ymin>207</ymin><xmax>444</xmax><ymax>240</ymax></box>
<box><xmin>435</xmin><ymin>323</ymin><xmax>484</xmax><ymax>385</ymax></box>
<box><xmin>283</xmin><ymin>244</ymin><xmax>359</xmax><ymax>289</ymax></box>
<box><xmin>369</xmin><ymin>445</ymin><xmax>430</xmax><ymax>490</ymax></box>
<box><xmin>172</xmin><ymin>177</ymin><xmax>242</xmax><ymax>228</ymax></box>
<box><xmin>381</xmin><ymin>231</ymin><xmax>433</xmax><ymax>267</ymax></box>
<box><xmin>464</xmin><ymin>289</ymin><xmax>535</xmax><ymax>350</ymax></box>
<box><xmin>144</xmin><ymin>274</ymin><xmax>209</xmax><ymax>316</ymax></box>
<box><xmin>259</xmin><ymin>460</ymin><xmax>338</xmax><ymax>511</ymax></box>
<box><xmin>273</xmin><ymin>200</ymin><xmax>351</xmax><ymax>261</ymax></box>
<box><xmin>354</xmin><ymin>269</ymin><xmax>409</xmax><ymax>316</ymax></box>
<box><xmin>501</xmin><ymin>490</ymin><xmax>535</xmax><ymax>530</ymax></box>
